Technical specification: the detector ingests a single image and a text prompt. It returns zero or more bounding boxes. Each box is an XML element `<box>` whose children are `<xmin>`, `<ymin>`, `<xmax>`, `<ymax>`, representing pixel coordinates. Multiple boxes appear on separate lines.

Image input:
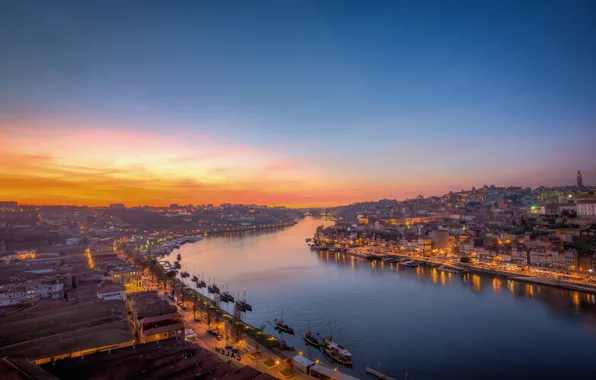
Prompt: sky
<box><xmin>1</xmin><ymin>0</ymin><xmax>596</xmax><ymax>207</ymax></box>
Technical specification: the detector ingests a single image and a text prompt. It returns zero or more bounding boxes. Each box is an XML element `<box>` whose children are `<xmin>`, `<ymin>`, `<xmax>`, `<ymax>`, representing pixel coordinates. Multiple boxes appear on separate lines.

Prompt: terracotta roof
<box><xmin>96</xmin><ymin>284</ymin><xmax>125</xmax><ymax>295</ymax></box>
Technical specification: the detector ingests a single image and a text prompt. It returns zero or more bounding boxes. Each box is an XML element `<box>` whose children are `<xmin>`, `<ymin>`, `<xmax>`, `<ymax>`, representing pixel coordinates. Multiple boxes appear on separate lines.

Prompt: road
<box><xmin>345</xmin><ymin>245</ymin><xmax>596</xmax><ymax>290</ymax></box>
<box><xmin>146</xmin><ymin>279</ymin><xmax>312</xmax><ymax>380</ymax></box>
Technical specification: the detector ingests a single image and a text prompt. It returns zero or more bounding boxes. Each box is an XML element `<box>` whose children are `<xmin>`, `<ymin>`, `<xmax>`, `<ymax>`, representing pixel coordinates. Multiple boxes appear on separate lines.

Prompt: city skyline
<box><xmin>1</xmin><ymin>1</ymin><xmax>596</xmax><ymax>207</ymax></box>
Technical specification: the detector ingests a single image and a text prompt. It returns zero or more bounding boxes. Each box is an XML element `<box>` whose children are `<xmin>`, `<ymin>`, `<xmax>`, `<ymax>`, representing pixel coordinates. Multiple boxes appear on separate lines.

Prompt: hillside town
<box><xmin>316</xmin><ymin>172</ymin><xmax>596</xmax><ymax>289</ymax></box>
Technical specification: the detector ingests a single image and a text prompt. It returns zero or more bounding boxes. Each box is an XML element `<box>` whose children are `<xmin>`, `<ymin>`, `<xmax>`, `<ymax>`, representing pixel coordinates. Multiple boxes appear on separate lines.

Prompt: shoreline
<box><xmin>342</xmin><ymin>248</ymin><xmax>596</xmax><ymax>295</ymax></box>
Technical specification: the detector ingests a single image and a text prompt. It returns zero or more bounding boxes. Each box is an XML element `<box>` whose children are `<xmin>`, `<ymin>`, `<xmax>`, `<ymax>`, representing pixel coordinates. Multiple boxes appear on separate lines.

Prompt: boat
<box><xmin>310</xmin><ymin>245</ymin><xmax>329</xmax><ymax>251</ymax></box>
<box><xmin>220</xmin><ymin>284</ymin><xmax>234</xmax><ymax>303</ymax></box>
<box><xmin>197</xmin><ymin>273</ymin><xmax>206</xmax><ymax>288</ymax></box>
<box><xmin>302</xmin><ymin>320</ymin><xmax>320</xmax><ymax>348</ymax></box>
<box><xmin>235</xmin><ymin>291</ymin><xmax>252</xmax><ymax>312</ymax></box>
<box><xmin>274</xmin><ymin>309</ymin><xmax>294</xmax><ymax>334</ymax></box>
<box><xmin>305</xmin><ymin>238</ymin><xmax>312</xmax><ymax>243</ymax></box>
<box><xmin>323</xmin><ymin>322</ymin><xmax>352</xmax><ymax>366</ymax></box>
<box><xmin>181</xmin><ymin>271</ymin><xmax>190</xmax><ymax>278</ymax></box>
<box><xmin>400</xmin><ymin>260</ymin><xmax>418</xmax><ymax>268</ymax></box>
<box><xmin>206</xmin><ymin>277</ymin><xmax>220</xmax><ymax>294</ymax></box>
<box><xmin>173</xmin><ymin>261</ymin><xmax>181</xmax><ymax>269</ymax></box>
<box><xmin>437</xmin><ymin>265</ymin><xmax>459</xmax><ymax>274</ymax></box>
<box><xmin>207</xmin><ymin>278</ymin><xmax>220</xmax><ymax>294</ymax></box>
<box><xmin>382</xmin><ymin>256</ymin><xmax>398</xmax><ymax>263</ymax></box>
<box><xmin>324</xmin><ymin>345</ymin><xmax>353</xmax><ymax>366</ymax></box>
<box><xmin>192</xmin><ymin>275</ymin><xmax>199</xmax><ymax>282</ymax></box>
<box><xmin>177</xmin><ymin>253</ymin><xmax>181</xmax><ymax>261</ymax></box>
<box><xmin>220</xmin><ymin>291</ymin><xmax>234</xmax><ymax>303</ymax></box>
<box><xmin>366</xmin><ymin>254</ymin><xmax>381</xmax><ymax>261</ymax></box>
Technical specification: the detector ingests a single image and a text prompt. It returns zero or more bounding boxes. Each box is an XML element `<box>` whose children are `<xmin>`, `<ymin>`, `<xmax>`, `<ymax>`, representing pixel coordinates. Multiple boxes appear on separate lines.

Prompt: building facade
<box><xmin>576</xmin><ymin>200</ymin><xmax>596</xmax><ymax>218</ymax></box>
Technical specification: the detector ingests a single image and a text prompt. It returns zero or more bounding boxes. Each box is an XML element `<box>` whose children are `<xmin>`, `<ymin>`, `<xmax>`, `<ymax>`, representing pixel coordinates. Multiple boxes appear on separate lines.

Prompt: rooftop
<box><xmin>0</xmin><ymin>296</ymin><xmax>133</xmax><ymax>361</ymax></box>
<box><xmin>96</xmin><ymin>283</ymin><xmax>125</xmax><ymax>295</ymax></box>
<box><xmin>42</xmin><ymin>338</ymin><xmax>276</xmax><ymax>380</ymax></box>
<box><xmin>128</xmin><ymin>291</ymin><xmax>178</xmax><ymax>320</ymax></box>
<box><xmin>0</xmin><ymin>357</ymin><xmax>59</xmax><ymax>380</ymax></box>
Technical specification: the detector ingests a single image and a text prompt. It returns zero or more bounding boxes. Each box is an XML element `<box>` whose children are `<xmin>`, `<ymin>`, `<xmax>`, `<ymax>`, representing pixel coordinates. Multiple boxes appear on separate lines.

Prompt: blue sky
<box><xmin>1</xmin><ymin>0</ymin><xmax>595</xmax><ymax>205</ymax></box>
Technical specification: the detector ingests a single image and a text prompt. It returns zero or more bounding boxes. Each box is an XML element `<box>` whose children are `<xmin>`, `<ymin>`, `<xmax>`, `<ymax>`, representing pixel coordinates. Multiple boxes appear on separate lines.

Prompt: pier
<box><xmin>365</xmin><ymin>367</ymin><xmax>396</xmax><ymax>380</ymax></box>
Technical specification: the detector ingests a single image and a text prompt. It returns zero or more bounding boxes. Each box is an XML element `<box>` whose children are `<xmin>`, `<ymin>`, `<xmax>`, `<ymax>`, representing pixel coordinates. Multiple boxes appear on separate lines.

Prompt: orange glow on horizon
<box><xmin>0</xmin><ymin>122</ymin><xmax>496</xmax><ymax>207</ymax></box>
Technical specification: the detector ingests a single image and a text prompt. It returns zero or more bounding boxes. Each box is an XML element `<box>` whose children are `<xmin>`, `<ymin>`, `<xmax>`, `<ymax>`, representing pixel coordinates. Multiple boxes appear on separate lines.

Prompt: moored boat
<box><xmin>324</xmin><ymin>345</ymin><xmax>353</xmax><ymax>366</ymax></box>
<box><xmin>274</xmin><ymin>309</ymin><xmax>294</xmax><ymax>334</ymax></box>
<box><xmin>235</xmin><ymin>291</ymin><xmax>252</xmax><ymax>312</ymax></box>
<box><xmin>302</xmin><ymin>320</ymin><xmax>320</xmax><ymax>348</ymax></box>
<box><xmin>322</xmin><ymin>321</ymin><xmax>352</xmax><ymax>366</ymax></box>
<box><xmin>437</xmin><ymin>265</ymin><xmax>459</xmax><ymax>274</ymax></box>
<box><xmin>220</xmin><ymin>291</ymin><xmax>234</xmax><ymax>303</ymax></box>
<box><xmin>400</xmin><ymin>260</ymin><xmax>418</xmax><ymax>267</ymax></box>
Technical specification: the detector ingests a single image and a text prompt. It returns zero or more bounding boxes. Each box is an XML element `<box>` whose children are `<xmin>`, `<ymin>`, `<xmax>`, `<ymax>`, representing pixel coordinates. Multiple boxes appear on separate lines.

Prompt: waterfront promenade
<box><xmin>142</xmin><ymin>269</ymin><xmax>355</xmax><ymax>379</ymax></box>
<box><xmin>343</xmin><ymin>246</ymin><xmax>596</xmax><ymax>294</ymax></box>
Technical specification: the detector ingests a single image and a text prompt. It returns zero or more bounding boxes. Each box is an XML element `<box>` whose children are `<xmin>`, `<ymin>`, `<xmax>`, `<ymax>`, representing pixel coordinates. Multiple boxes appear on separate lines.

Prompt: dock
<box><xmin>365</xmin><ymin>367</ymin><xmax>396</xmax><ymax>380</ymax></box>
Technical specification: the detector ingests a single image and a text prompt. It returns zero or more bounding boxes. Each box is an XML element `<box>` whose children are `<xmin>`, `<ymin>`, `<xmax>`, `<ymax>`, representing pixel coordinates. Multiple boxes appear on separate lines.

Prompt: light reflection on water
<box><xmin>174</xmin><ymin>217</ymin><xmax>596</xmax><ymax>379</ymax></box>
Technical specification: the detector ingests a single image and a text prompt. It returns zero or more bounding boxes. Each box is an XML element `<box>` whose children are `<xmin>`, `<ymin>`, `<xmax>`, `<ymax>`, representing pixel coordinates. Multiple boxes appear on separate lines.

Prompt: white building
<box><xmin>97</xmin><ymin>284</ymin><xmax>126</xmax><ymax>301</ymax></box>
<box><xmin>0</xmin><ymin>284</ymin><xmax>40</xmax><ymax>307</ymax></box>
<box><xmin>539</xmin><ymin>203</ymin><xmax>576</xmax><ymax>216</ymax></box>
<box><xmin>41</xmin><ymin>278</ymin><xmax>65</xmax><ymax>299</ymax></box>
<box><xmin>576</xmin><ymin>200</ymin><xmax>596</xmax><ymax>218</ymax></box>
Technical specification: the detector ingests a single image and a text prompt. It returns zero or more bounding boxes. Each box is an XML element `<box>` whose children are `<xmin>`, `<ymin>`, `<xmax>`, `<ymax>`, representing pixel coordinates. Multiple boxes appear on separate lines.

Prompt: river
<box><xmin>174</xmin><ymin>217</ymin><xmax>596</xmax><ymax>379</ymax></box>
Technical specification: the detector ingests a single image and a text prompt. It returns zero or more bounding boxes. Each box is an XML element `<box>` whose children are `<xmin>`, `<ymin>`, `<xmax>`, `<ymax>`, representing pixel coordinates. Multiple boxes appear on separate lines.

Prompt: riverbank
<box><xmin>343</xmin><ymin>248</ymin><xmax>596</xmax><ymax>295</ymax></box>
<box><xmin>146</xmin><ymin>260</ymin><xmax>356</xmax><ymax>379</ymax></box>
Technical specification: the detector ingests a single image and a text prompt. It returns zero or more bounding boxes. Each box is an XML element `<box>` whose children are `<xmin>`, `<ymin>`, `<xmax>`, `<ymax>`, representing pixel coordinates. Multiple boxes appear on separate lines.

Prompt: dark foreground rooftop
<box><xmin>0</xmin><ymin>295</ymin><xmax>133</xmax><ymax>361</ymax></box>
<box><xmin>0</xmin><ymin>357</ymin><xmax>58</xmax><ymax>380</ymax></box>
<box><xmin>42</xmin><ymin>338</ymin><xmax>277</xmax><ymax>380</ymax></box>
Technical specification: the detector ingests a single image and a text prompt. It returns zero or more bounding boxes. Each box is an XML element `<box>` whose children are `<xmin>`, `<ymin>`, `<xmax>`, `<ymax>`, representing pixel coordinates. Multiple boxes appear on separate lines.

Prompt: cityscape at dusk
<box><xmin>2</xmin><ymin>1</ymin><xmax>596</xmax><ymax>207</ymax></box>
<box><xmin>1</xmin><ymin>1</ymin><xmax>596</xmax><ymax>380</ymax></box>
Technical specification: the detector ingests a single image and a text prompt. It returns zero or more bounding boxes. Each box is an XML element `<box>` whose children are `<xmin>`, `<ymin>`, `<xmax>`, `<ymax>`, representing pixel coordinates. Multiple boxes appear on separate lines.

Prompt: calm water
<box><xmin>175</xmin><ymin>217</ymin><xmax>596</xmax><ymax>379</ymax></box>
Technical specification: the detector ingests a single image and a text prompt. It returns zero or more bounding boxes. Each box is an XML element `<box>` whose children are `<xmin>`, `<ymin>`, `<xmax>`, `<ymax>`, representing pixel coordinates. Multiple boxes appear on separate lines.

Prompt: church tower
<box><xmin>577</xmin><ymin>169</ymin><xmax>583</xmax><ymax>188</ymax></box>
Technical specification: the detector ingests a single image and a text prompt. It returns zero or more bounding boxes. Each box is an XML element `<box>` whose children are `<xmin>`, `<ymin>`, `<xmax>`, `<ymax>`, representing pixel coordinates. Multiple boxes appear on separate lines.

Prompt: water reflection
<box><xmin>179</xmin><ymin>217</ymin><xmax>596</xmax><ymax>379</ymax></box>
<box><xmin>312</xmin><ymin>249</ymin><xmax>596</xmax><ymax>315</ymax></box>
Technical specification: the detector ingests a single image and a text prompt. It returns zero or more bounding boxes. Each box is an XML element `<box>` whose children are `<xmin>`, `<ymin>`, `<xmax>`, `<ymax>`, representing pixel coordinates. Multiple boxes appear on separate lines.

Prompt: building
<box><xmin>97</xmin><ymin>284</ymin><xmax>126</xmax><ymax>300</ymax></box>
<box><xmin>417</xmin><ymin>236</ymin><xmax>432</xmax><ymax>254</ymax></box>
<box><xmin>40</xmin><ymin>278</ymin><xmax>65</xmax><ymax>299</ymax></box>
<box><xmin>0</xmin><ymin>291</ymin><xmax>134</xmax><ymax>364</ymax></box>
<box><xmin>429</xmin><ymin>230</ymin><xmax>450</xmax><ymax>251</ymax></box>
<box><xmin>127</xmin><ymin>291</ymin><xmax>184</xmax><ymax>343</ymax></box>
<box><xmin>0</xmin><ymin>201</ymin><xmax>18</xmax><ymax>209</ymax></box>
<box><xmin>539</xmin><ymin>203</ymin><xmax>576</xmax><ymax>216</ymax></box>
<box><xmin>109</xmin><ymin>203</ymin><xmax>126</xmax><ymax>210</ymax></box>
<box><xmin>42</xmin><ymin>338</ymin><xmax>277</xmax><ymax>380</ymax></box>
<box><xmin>576</xmin><ymin>200</ymin><xmax>596</xmax><ymax>218</ymax></box>
<box><xmin>577</xmin><ymin>169</ymin><xmax>583</xmax><ymax>188</ymax></box>
<box><xmin>109</xmin><ymin>265</ymin><xmax>142</xmax><ymax>293</ymax></box>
